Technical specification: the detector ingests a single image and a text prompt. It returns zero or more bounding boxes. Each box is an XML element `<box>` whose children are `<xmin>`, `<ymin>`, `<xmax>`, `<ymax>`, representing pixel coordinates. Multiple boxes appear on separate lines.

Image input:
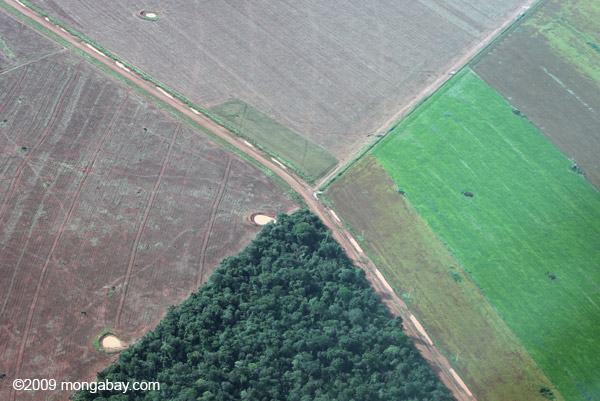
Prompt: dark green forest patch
<box><xmin>75</xmin><ymin>211</ymin><xmax>450</xmax><ymax>401</ymax></box>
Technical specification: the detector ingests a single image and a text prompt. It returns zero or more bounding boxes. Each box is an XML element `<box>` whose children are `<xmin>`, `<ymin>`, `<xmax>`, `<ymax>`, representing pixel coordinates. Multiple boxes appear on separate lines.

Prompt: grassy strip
<box><xmin>210</xmin><ymin>99</ymin><xmax>338</xmax><ymax>183</ymax></box>
<box><xmin>7</xmin><ymin>0</ymin><xmax>326</xmax><ymax>183</ymax></box>
<box><xmin>0</xmin><ymin>0</ymin><xmax>303</xmax><ymax>207</ymax></box>
<box><xmin>373</xmin><ymin>69</ymin><xmax>600</xmax><ymax>401</ymax></box>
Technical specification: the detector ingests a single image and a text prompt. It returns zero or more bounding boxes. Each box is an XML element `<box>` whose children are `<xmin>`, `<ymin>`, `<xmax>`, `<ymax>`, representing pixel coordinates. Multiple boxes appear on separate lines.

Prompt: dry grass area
<box><xmin>0</xmin><ymin>12</ymin><xmax>295</xmax><ymax>401</ymax></box>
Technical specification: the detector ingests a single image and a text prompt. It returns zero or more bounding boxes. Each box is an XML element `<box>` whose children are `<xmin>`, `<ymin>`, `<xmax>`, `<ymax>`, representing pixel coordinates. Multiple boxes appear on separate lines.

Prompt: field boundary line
<box><xmin>317</xmin><ymin>0</ymin><xmax>543</xmax><ymax>191</ymax></box>
<box><xmin>0</xmin><ymin>0</ymin><xmax>303</xmax><ymax>206</ymax></box>
<box><xmin>4</xmin><ymin>0</ymin><xmax>329</xmax><ymax>183</ymax></box>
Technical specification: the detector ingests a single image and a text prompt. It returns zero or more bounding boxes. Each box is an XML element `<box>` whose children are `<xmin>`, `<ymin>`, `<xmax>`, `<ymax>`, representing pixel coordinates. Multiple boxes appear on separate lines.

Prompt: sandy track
<box><xmin>196</xmin><ymin>156</ymin><xmax>233</xmax><ymax>286</ymax></box>
<box><xmin>1</xmin><ymin>2</ymin><xmax>489</xmax><ymax>400</ymax></box>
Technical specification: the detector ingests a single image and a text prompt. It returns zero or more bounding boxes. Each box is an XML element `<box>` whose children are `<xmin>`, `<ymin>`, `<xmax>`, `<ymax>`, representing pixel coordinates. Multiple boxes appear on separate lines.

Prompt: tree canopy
<box><xmin>77</xmin><ymin>210</ymin><xmax>451</xmax><ymax>401</ymax></box>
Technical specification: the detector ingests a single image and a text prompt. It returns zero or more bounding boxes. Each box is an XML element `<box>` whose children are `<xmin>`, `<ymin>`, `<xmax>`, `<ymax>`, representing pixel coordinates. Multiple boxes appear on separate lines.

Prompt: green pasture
<box><xmin>373</xmin><ymin>69</ymin><xmax>600</xmax><ymax>401</ymax></box>
<box><xmin>326</xmin><ymin>156</ymin><xmax>560</xmax><ymax>401</ymax></box>
<box><xmin>210</xmin><ymin>99</ymin><xmax>338</xmax><ymax>182</ymax></box>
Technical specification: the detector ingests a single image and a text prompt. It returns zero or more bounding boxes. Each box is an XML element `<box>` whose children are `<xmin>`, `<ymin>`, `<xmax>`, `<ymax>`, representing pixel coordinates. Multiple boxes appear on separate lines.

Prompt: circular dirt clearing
<box><xmin>100</xmin><ymin>334</ymin><xmax>123</xmax><ymax>351</ymax></box>
<box><xmin>251</xmin><ymin>213</ymin><xmax>276</xmax><ymax>226</ymax></box>
<box><xmin>138</xmin><ymin>10</ymin><xmax>159</xmax><ymax>21</ymax></box>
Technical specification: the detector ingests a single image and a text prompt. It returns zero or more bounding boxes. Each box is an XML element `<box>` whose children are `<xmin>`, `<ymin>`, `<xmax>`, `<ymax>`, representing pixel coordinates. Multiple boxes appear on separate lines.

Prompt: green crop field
<box><xmin>372</xmin><ymin>69</ymin><xmax>600</xmax><ymax>401</ymax></box>
<box><xmin>326</xmin><ymin>156</ymin><xmax>559</xmax><ymax>401</ymax></box>
<box><xmin>210</xmin><ymin>99</ymin><xmax>338</xmax><ymax>183</ymax></box>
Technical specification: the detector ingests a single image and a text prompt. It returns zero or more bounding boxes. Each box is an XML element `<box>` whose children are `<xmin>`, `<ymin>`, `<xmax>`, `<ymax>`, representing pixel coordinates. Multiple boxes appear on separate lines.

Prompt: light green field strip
<box><xmin>210</xmin><ymin>99</ymin><xmax>338</xmax><ymax>183</ymax></box>
<box><xmin>327</xmin><ymin>155</ymin><xmax>561</xmax><ymax>401</ymax></box>
<box><xmin>373</xmin><ymin>69</ymin><xmax>600</xmax><ymax>401</ymax></box>
<box><xmin>526</xmin><ymin>0</ymin><xmax>600</xmax><ymax>86</ymax></box>
<box><xmin>0</xmin><ymin>35</ymin><xmax>15</xmax><ymax>58</ymax></box>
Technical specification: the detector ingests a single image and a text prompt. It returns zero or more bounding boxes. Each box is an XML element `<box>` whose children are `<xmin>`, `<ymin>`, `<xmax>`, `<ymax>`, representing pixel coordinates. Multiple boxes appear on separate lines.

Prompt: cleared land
<box><xmin>28</xmin><ymin>0</ymin><xmax>526</xmax><ymax>166</ymax></box>
<box><xmin>0</xmin><ymin>7</ymin><xmax>61</xmax><ymax>71</ymax></box>
<box><xmin>210</xmin><ymin>99</ymin><xmax>337</xmax><ymax>182</ymax></box>
<box><xmin>473</xmin><ymin>0</ymin><xmax>600</xmax><ymax>190</ymax></box>
<box><xmin>371</xmin><ymin>69</ymin><xmax>600</xmax><ymax>401</ymax></box>
<box><xmin>0</xmin><ymin>12</ymin><xmax>295</xmax><ymax>401</ymax></box>
<box><xmin>327</xmin><ymin>156</ymin><xmax>560</xmax><ymax>401</ymax></box>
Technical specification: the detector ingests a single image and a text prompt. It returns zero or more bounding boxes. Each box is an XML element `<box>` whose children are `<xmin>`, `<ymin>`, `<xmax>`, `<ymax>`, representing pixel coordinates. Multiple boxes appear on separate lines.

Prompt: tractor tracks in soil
<box><xmin>196</xmin><ymin>155</ymin><xmax>233</xmax><ymax>287</ymax></box>
<box><xmin>0</xmin><ymin>64</ymin><xmax>27</xmax><ymax>113</ymax></box>
<box><xmin>115</xmin><ymin>124</ymin><xmax>180</xmax><ymax>328</ymax></box>
<box><xmin>0</xmin><ymin>66</ymin><xmax>80</xmax><ymax>225</ymax></box>
<box><xmin>9</xmin><ymin>94</ymin><xmax>129</xmax><ymax>401</ymax></box>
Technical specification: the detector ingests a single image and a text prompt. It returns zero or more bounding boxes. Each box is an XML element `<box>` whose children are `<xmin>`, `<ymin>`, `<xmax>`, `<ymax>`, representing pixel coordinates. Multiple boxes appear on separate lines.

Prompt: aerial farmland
<box><xmin>27</xmin><ymin>0</ymin><xmax>528</xmax><ymax>179</ymax></box>
<box><xmin>1</xmin><ymin>0</ymin><xmax>599</xmax><ymax>401</ymax></box>
<box><xmin>0</xmin><ymin>10</ymin><xmax>295</xmax><ymax>401</ymax></box>
<box><xmin>327</xmin><ymin>156</ymin><xmax>559</xmax><ymax>401</ymax></box>
<box><xmin>473</xmin><ymin>0</ymin><xmax>600</xmax><ymax>190</ymax></box>
<box><xmin>328</xmin><ymin>68</ymin><xmax>600</xmax><ymax>401</ymax></box>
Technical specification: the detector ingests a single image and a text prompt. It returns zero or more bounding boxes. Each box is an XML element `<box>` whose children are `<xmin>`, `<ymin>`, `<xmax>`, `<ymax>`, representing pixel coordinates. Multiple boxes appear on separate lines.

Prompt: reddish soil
<box><xmin>0</xmin><ymin>10</ymin><xmax>294</xmax><ymax>401</ymax></box>
<box><xmin>1</xmin><ymin>0</ymin><xmax>545</xmax><ymax>399</ymax></box>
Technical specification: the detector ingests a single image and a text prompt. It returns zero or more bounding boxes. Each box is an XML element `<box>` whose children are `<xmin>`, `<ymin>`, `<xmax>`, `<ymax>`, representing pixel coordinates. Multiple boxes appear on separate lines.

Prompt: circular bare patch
<box><xmin>100</xmin><ymin>334</ymin><xmax>123</xmax><ymax>351</ymax></box>
<box><xmin>251</xmin><ymin>213</ymin><xmax>276</xmax><ymax>226</ymax></box>
<box><xmin>138</xmin><ymin>10</ymin><xmax>159</xmax><ymax>21</ymax></box>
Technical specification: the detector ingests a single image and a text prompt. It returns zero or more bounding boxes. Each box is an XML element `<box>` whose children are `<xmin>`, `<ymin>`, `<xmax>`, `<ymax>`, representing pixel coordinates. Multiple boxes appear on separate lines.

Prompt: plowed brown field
<box><xmin>0</xmin><ymin>11</ymin><xmax>295</xmax><ymax>401</ymax></box>
<box><xmin>28</xmin><ymin>0</ymin><xmax>528</xmax><ymax>163</ymax></box>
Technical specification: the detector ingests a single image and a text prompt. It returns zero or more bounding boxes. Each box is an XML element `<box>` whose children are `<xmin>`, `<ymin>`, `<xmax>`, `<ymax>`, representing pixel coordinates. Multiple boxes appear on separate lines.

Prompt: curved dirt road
<box><xmin>3</xmin><ymin>2</ymin><xmax>477</xmax><ymax>400</ymax></box>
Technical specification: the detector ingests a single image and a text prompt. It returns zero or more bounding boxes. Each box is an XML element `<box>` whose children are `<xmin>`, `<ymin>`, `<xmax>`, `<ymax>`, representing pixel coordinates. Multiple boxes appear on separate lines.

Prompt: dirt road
<box><xmin>3</xmin><ymin>1</ymin><xmax>477</xmax><ymax>400</ymax></box>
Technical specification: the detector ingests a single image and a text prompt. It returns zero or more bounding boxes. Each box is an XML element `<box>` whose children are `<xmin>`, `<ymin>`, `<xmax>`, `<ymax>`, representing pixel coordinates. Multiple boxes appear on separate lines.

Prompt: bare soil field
<box><xmin>0</xmin><ymin>12</ymin><xmax>295</xmax><ymax>401</ymax></box>
<box><xmin>473</xmin><ymin>0</ymin><xmax>600</xmax><ymax>190</ymax></box>
<box><xmin>326</xmin><ymin>156</ymin><xmax>560</xmax><ymax>401</ymax></box>
<box><xmin>0</xmin><ymin>8</ymin><xmax>60</xmax><ymax>71</ymax></box>
<box><xmin>28</xmin><ymin>0</ymin><xmax>526</xmax><ymax>164</ymax></box>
